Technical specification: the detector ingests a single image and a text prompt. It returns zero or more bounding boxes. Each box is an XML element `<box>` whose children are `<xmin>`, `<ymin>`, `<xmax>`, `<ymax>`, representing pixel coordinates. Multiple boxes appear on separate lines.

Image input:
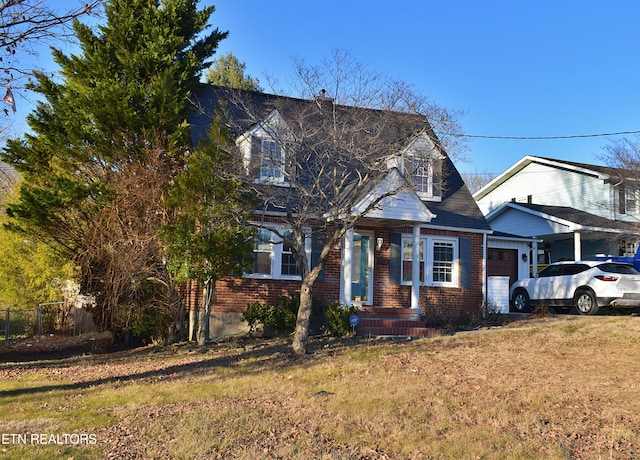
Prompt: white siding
<box><xmin>363</xmin><ymin>192</ymin><xmax>434</xmax><ymax>222</ymax></box>
<box><xmin>490</xmin><ymin>208</ymin><xmax>571</xmax><ymax>237</ymax></box>
<box><xmin>477</xmin><ymin>162</ymin><xmax>612</xmax><ymax>218</ymax></box>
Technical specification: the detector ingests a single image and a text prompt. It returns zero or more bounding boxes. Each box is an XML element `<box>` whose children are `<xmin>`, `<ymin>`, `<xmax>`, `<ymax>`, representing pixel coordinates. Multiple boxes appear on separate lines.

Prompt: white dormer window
<box><xmin>396</xmin><ymin>134</ymin><xmax>442</xmax><ymax>200</ymax></box>
<box><xmin>260</xmin><ymin>139</ymin><xmax>283</xmax><ymax>181</ymax></box>
<box><xmin>403</xmin><ymin>154</ymin><xmax>442</xmax><ymax>199</ymax></box>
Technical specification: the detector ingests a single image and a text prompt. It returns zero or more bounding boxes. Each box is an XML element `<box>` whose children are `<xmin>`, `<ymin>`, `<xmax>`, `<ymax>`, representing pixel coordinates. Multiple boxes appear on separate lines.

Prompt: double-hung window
<box><xmin>280</xmin><ymin>231</ymin><xmax>299</xmax><ymax>276</ymax></box>
<box><xmin>248</xmin><ymin>227</ymin><xmax>308</xmax><ymax>279</ymax></box>
<box><xmin>401</xmin><ymin>236</ymin><xmax>458</xmax><ymax>287</ymax></box>
<box><xmin>625</xmin><ymin>185</ymin><xmax>640</xmax><ymax>215</ymax></box>
<box><xmin>402</xmin><ymin>239</ymin><xmax>424</xmax><ymax>282</ymax></box>
<box><xmin>253</xmin><ymin>228</ymin><xmax>274</xmax><ymax>275</ymax></box>
<box><xmin>432</xmin><ymin>240</ymin><xmax>455</xmax><ymax>284</ymax></box>
<box><xmin>403</xmin><ymin>154</ymin><xmax>442</xmax><ymax>199</ymax></box>
<box><xmin>260</xmin><ymin>139</ymin><xmax>283</xmax><ymax>181</ymax></box>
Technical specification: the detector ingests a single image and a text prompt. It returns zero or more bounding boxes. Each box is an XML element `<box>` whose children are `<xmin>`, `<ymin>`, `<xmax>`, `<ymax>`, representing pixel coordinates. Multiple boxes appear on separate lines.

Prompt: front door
<box><xmin>351</xmin><ymin>233</ymin><xmax>373</xmax><ymax>304</ymax></box>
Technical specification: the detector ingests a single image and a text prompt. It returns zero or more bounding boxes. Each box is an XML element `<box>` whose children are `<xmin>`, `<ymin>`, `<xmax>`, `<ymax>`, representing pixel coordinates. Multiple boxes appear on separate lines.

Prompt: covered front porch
<box><xmin>336</xmin><ymin>172</ymin><xmax>443</xmax><ymax>336</ymax></box>
<box><xmin>339</xmin><ymin>224</ymin><xmax>426</xmax><ymax>312</ymax></box>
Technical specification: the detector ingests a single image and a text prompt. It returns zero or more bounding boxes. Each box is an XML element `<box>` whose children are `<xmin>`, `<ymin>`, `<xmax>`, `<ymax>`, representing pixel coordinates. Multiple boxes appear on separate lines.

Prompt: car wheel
<box><xmin>512</xmin><ymin>289</ymin><xmax>530</xmax><ymax>312</ymax></box>
<box><xmin>575</xmin><ymin>289</ymin><xmax>599</xmax><ymax>315</ymax></box>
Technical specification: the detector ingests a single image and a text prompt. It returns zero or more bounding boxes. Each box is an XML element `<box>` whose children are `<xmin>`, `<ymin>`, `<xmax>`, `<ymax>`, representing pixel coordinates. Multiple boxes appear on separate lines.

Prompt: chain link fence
<box><xmin>1</xmin><ymin>301</ymin><xmax>97</xmax><ymax>345</ymax></box>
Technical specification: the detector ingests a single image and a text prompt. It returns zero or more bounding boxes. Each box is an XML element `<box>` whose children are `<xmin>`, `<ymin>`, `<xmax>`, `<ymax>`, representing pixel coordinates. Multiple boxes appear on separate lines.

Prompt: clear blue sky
<box><xmin>207</xmin><ymin>0</ymin><xmax>640</xmax><ymax>176</ymax></box>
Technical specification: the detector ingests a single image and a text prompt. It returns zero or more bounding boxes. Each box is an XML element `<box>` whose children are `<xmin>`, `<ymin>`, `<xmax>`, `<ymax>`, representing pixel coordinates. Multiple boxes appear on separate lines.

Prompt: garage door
<box><xmin>487</xmin><ymin>248</ymin><xmax>518</xmax><ymax>288</ymax></box>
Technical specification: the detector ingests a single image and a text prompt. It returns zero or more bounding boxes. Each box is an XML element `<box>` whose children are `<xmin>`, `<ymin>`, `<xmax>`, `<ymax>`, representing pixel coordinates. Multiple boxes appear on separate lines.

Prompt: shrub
<box><xmin>130</xmin><ymin>308</ymin><xmax>172</xmax><ymax>344</ymax></box>
<box><xmin>242</xmin><ymin>295</ymin><xmax>299</xmax><ymax>336</ymax></box>
<box><xmin>324</xmin><ymin>302</ymin><xmax>360</xmax><ymax>337</ymax></box>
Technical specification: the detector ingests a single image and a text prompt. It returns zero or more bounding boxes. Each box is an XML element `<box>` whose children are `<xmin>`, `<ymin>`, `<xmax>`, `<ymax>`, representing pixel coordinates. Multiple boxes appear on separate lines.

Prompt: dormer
<box><xmin>236</xmin><ymin>110</ymin><xmax>293</xmax><ymax>185</ymax></box>
<box><xmin>394</xmin><ymin>133</ymin><xmax>443</xmax><ymax>201</ymax></box>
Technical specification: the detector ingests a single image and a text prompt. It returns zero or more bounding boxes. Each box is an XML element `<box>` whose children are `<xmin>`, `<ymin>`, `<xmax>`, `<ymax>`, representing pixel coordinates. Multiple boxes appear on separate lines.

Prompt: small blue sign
<box><xmin>349</xmin><ymin>314</ymin><xmax>360</xmax><ymax>327</ymax></box>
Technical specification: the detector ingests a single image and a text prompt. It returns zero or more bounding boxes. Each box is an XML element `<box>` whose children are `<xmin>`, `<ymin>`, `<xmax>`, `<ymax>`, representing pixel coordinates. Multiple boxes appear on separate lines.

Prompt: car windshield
<box><xmin>597</xmin><ymin>263</ymin><xmax>640</xmax><ymax>274</ymax></box>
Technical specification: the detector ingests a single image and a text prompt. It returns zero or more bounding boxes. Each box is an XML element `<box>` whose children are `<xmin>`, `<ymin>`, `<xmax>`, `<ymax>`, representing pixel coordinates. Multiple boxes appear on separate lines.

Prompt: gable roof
<box><xmin>353</xmin><ymin>168</ymin><xmax>436</xmax><ymax>224</ymax></box>
<box><xmin>189</xmin><ymin>85</ymin><xmax>430</xmax><ymax>148</ymax></box>
<box><xmin>474</xmin><ymin>155</ymin><xmax>633</xmax><ymax>201</ymax></box>
<box><xmin>189</xmin><ymin>84</ymin><xmax>491</xmax><ymax>233</ymax></box>
<box><xmin>487</xmin><ymin>202</ymin><xmax>640</xmax><ymax>235</ymax></box>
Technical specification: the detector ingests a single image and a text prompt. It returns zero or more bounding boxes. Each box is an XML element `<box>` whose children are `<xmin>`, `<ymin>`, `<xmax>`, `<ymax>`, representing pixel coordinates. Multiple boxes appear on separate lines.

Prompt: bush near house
<box><xmin>324</xmin><ymin>302</ymin><xmax>360</xmax><ymax>337</ymax></box>
<box><xmin>242</xmin><ymin>295</ymin><xmax>355</xmax><ymax>337</ymax></box>
<box><xmin>242</xmin><ymin>295</ymin><xmax>299</xmax><ymax>336</ymax></box>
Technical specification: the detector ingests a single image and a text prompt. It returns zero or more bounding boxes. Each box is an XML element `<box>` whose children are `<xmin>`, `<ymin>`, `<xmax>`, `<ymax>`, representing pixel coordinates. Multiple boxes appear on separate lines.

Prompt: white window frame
<box><xmin>259</xmin><ymin>139</ymin><xmax>284</xmax><ymax>182</ymax></box>
<box><xmin>625</xmin><ymin>185</ymin><xmax>640</xmax><ymax>215</ymax></box>
<box><xmin>245</xmin><ymin>226</ymin><xmax>311</xmax><ymax>280</ymax></box>
<box><xmin>401</xmin><ymin>236</ymin><xmax>459</xmax><ymax>287</ymax></box>
<box><xmin>402</xmin><ymin>154</ymin><xmax>441</xmax><ymax>200</ymax></box>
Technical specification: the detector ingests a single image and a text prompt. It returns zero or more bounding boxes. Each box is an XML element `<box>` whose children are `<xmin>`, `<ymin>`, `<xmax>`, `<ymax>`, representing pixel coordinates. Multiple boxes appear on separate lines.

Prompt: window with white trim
<box><xmin>402</xmin><ymin>239</ymin><xmax>424</xmax><ymax>282</ymax></box>
<box><xmin>432</xmin><ymin>240</ymin><xmax>455</xmax><ymax>283</ymax></box>
<box><xmin>260</xmin><ymin>139</ymin><xmax>283</xmax><ymax>181</ymax></box>
<box><xmin>402</xmin><ymin>154</ymin><xmax>442</xmax><ymax>199</ymax></box>
<box><xmin>401</xmin><ymin>236</ymin><xmax>459</xmax><ymax>287</ymax></box>
<box><xmin>625</xmin><ymin>185</ymin><xmax>640</xmax><ymax>215</ymax></box>
<box><xmin>252</xmin><ymin>228</ymin><xmax>273</xmax><ymax>275</ymax></box>
<box><xmin>247</xmin><ymin>227</ymin><xmax>309</xmax><ymax>279</ymax></box>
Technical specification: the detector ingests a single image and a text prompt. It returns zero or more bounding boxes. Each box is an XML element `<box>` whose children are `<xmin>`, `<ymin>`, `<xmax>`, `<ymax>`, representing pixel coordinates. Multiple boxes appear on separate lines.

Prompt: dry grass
<box><xmin>1</xmin><ymin>314</ymin><xmax>640</xmax><ymax>459</ymax></box>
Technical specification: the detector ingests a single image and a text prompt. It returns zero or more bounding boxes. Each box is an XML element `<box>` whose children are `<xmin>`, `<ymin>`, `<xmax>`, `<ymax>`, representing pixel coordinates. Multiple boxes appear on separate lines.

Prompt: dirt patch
<box><xmin>0</xmin><ymin>333</ymin><xmax>102</xmax><ymax>361</ymax></box>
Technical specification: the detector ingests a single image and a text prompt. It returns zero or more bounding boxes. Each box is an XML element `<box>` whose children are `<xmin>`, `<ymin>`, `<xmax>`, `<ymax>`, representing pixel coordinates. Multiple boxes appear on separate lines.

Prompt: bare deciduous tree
<box><xmin>600</xmin><ymin>135</ymin><xmax>640</xmax><ymax>172</ymax></box>
<box><xmin>1</xmin><ymin>1</ymin><xmax>102</xmax><ymax>193</ymax></box>
<box><xmin>462</xmin><ymin>170</ymin><xmax>497</xmax><ymax>195</ymax></box>
<box><xmin>214</xmin><ymin>50</ymin><xmax>466</xmax><ymax>354</ymax></box>
<box><xmin>78</xmin><ymin>137</ymin><xmax>183</xmax><ymax>342</ymax></box>
<box><xmin>1</xmin><ymin>0</ymin><xmax>102</xmax><ymax>76</ymax></box>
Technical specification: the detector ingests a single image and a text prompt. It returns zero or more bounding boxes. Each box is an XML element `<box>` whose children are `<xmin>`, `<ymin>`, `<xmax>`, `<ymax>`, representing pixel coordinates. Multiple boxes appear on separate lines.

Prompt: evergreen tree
<box><xmin>1</xmin><ymin>0</ymin><xmax>228</xmax><ymax>338</ymax></box>
<box><xmin>161</xmin><ymin>118</ymin><xmax>254</xmax><ymax>343</ymax></box>
<box><xmin>205</xmin><ymin>52</ymin><xmax>262</xmax><ymax>91</ymax></box>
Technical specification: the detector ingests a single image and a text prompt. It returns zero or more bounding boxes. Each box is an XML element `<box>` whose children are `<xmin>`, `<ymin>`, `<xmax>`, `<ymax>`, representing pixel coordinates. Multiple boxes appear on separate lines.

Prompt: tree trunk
<box><xmin>188</xmin><ymin>309</ymin><xmax>198</xmax><ymax>342</ymax></box>
<box><xmin>292</xmin><ymin>279</ymin><xmax>313</xmax><ymax>354</ymax></box>
<box><xmin>197</xmin><ymin>278</ymin><xmax>215</xmax><ymax>345</ymax></box>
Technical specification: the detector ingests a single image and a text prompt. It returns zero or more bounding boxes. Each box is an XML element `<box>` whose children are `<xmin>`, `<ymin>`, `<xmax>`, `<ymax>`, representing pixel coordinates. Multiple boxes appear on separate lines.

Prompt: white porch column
<box><xmin>574</xmin><ymin>232</ymin><xmax>582</xmax><ymax>261</ymax></box>
<box><xmin>411</xmin><ymin>224</ymin><xmax>421</xmax><ymax>311</ymax></box>
<box><xmin>341</xmin><ymin>228</ymin><xmax>354</xmax><ymax>306</ymax></box>
<box><xmin>531</xmin><ymin>240</ymin><xmax>538</xmax><ymax>275</ymax></box>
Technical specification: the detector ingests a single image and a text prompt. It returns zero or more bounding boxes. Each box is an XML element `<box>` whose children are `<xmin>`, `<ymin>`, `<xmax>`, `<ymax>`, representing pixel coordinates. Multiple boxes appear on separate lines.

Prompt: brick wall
<box><xmin>187</xmin><ymin>225</ymin><xmax>485</xmax><ymax>325</ymax></box>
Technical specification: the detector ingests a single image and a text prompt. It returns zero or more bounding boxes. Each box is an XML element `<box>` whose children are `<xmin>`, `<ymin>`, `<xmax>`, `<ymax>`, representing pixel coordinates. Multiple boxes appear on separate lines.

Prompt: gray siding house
<box><xmin>475</xmin><ymin>155</ymin><xmax>640</xmax><ymax>267</ymax></box>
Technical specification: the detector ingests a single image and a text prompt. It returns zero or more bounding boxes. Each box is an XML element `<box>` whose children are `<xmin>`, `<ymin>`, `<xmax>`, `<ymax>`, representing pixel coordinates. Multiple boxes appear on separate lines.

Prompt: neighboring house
<box><xmin>474</xmin><ymin>155</ymin><xmax>640</xmax><ymax>270</ymax></box>
<box><xmin>188</xmin><ymin>85</ymin><xmax>493</xmax><ymax>337</ymax></box>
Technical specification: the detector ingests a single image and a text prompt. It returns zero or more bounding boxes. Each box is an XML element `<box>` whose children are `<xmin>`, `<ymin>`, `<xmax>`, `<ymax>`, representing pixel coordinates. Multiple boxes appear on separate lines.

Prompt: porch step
<box><xmin>357</xmin><ymin>307</ymin><xmax>437</xmax><ymax>338</ymax></box>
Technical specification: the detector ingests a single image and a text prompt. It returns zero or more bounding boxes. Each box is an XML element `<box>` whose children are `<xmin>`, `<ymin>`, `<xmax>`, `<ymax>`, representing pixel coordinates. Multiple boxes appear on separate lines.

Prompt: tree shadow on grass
<box><xmin>0</xmin><ymin>335</ymin><xmax>367</xmax><ymax>398</ymax></box>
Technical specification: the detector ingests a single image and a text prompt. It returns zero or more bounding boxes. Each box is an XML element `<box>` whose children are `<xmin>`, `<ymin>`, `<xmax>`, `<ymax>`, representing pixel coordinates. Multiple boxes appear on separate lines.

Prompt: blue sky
<box><xmin>207</xmin><ymin>0</ymin><xmax>640</xmax><ymax>176</ymax></box>
<box><xmin>7</xmin><ymin>1</ymin><xmax>640</xmax><ymax>177</ymax></box>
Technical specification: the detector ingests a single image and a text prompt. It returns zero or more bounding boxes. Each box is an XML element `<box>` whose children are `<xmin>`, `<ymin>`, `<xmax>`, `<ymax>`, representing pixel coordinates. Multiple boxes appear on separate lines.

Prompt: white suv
<box><xmin>510</xmin><ymin>261</ymin><xmax>640</xmax><ymax>315</ymax></box>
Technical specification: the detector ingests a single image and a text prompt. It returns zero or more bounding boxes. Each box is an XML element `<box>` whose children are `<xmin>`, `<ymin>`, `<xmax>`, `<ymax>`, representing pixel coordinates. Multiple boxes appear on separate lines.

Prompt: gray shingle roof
<box><xmin>188</xmin><ymin>85</ymin><xmax>491</xmax><ymax>232</ymax></box>
<box><xmin>513</xmin><ymin>202</ymin><xmax>640</xmax><ymax>233</ymax></box>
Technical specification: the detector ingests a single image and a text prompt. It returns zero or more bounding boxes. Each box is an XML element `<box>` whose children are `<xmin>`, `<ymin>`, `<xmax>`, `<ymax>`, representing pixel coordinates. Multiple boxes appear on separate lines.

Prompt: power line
<box><xmin>447</xmin><ymin>130</ymin><xmax>640</xmax><ymax>140</ymax></box>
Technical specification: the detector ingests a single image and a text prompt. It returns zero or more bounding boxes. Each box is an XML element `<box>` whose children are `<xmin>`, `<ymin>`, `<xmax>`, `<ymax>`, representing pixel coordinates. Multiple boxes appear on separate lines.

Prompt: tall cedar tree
<box><xmin>1</xmin><ymin>0</ymin><xmax>227</xmax><ymax>336</ymax></box>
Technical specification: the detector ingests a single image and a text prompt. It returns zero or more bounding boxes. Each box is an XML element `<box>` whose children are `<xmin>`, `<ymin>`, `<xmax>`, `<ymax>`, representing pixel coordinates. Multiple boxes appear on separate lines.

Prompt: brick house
<box><xmin>187</xmin><ymin>85</ymin><xmax>493</xmax><ymax>337</ymax></box>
